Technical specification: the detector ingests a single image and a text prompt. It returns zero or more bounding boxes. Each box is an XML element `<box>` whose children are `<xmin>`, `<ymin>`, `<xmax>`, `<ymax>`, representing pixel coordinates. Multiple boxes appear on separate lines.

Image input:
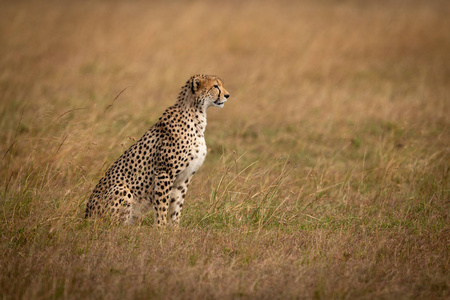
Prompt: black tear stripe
<box><xmin>191</xmin><ymin>80</ymin><xmax>195</xmax><ymax>94</ymax></box>
<box><xmin>217</xmin><ymin>86</ymin><xmax>221</xmax><ymax>101</ymax></box>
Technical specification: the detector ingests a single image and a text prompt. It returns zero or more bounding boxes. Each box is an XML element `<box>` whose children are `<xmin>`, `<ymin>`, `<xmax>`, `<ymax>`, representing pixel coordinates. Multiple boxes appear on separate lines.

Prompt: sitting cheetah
<box><xmin>85</xmin><ymin>74</ymin><xmax>230</xmax><ymax>226</ymax></box>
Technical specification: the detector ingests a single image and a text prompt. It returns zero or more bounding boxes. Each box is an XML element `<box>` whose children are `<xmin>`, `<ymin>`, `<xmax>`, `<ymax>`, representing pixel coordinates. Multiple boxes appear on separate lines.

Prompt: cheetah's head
<box><xmin>190</xmin><ymin>75</ymin><xmax>230</xmax><ymax>109</ymax></box>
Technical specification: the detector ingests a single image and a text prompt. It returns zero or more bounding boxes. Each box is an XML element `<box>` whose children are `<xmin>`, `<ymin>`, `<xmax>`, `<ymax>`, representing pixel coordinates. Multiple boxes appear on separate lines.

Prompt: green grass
<box><xmin>1</xmin><ymin>0</ymin><xmax>449</xmax><ymax>299</ymax></box>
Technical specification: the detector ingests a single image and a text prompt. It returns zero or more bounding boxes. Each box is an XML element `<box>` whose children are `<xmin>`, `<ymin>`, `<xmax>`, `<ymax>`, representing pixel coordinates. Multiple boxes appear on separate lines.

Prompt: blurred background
<box><xmin>1</xmin><ymin>0</ymin><xmax>449</xmax><ymax>165</ymax></box>
<box><xmin>1</xmin><ymin>0</ymin><xmax>449</xmax><ymax>156</ymax></box>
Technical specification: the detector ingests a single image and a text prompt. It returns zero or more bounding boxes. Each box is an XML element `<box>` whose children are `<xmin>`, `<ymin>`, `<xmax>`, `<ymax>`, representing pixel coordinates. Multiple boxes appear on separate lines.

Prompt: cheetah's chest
<box><xmin>175</xmin><ymin>137</ymin><xmax>207</xmax><ymax>184</ymax></box>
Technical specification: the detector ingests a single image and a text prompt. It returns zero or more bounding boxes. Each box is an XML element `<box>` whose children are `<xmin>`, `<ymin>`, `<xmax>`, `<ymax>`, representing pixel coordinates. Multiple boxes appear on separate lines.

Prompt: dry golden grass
<box><xmin>1</xmin><ymin>0</ymin><xmax>449</xmax><ymax>299</ymax></box>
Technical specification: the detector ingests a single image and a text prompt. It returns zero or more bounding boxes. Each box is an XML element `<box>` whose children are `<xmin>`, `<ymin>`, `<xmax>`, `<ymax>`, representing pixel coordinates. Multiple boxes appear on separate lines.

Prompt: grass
<box><xmin>1</xmin><ymin>0</ymin><xmax>449</xmax><ymax>299</ymax></box>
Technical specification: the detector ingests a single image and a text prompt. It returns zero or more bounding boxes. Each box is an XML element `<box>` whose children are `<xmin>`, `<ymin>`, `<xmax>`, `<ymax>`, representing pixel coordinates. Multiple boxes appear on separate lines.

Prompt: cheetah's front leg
<box><xmin>168</xmin><ymin>176</ymin><xmax>192</xmax><ymax>225</ymax></box>
<box><xmin>153</xmin><ymin>172</ymin><xmax>174</xmax><ymax>227</ymax></box>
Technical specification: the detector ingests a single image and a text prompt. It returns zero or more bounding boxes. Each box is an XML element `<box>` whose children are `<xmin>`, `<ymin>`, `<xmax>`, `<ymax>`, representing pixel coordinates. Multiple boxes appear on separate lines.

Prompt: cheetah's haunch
<box><xmin>85</xmin><ymin>74</ymin><xmax>230</xmax><ymax>226</ymax></box>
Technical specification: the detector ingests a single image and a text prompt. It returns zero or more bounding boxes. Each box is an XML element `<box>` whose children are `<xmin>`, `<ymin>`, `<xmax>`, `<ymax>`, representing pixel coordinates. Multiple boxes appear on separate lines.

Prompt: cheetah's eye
<box><xmin>213</xmin><ymin>85</ymin><xmax>219</xmax><ymax>89</ymax></box>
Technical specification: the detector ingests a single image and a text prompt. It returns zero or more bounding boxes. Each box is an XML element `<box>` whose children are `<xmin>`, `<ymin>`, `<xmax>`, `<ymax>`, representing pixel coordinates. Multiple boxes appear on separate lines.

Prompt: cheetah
<box><xmin>85</xmin><ymin>74</ymin><xmax>230</xmax><ymax>226</ymax></box>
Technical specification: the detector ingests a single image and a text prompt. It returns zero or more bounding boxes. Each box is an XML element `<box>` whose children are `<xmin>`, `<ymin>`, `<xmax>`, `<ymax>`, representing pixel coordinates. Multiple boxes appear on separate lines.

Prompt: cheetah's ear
<box><xmin>191</xmin><ymin>76</ymin><xmax>202</xmax><ymax>94</ymax></box>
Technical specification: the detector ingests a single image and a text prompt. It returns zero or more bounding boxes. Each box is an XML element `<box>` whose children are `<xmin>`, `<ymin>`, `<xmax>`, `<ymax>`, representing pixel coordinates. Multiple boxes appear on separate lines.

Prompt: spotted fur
<box><xmin>85</xmin><ymin>74</ymin><xmax>230</xmax><ymax>226</ymax></box>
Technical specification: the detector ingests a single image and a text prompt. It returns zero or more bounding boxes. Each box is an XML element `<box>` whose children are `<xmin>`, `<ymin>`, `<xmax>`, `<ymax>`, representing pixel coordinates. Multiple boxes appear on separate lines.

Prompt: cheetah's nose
<box><xmin>224</xmin><ymin>94</ymin><xmax>230</xmax><ymax>99</ymax></box>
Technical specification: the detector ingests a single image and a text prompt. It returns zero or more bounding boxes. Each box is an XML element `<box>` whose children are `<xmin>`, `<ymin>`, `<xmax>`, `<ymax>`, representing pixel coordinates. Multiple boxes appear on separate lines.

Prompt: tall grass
<box><xmin>1</xmin><ymin>0</ymin><xmax>449</xmax><ymax>299</ymax></box>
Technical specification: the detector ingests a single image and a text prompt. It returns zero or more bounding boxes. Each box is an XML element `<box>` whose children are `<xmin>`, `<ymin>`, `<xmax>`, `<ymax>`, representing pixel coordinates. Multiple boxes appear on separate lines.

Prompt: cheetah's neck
<box><xmin>175</xmin><ymin>94</ymin><xmax>207</xmax><ymax>136</ymax></box>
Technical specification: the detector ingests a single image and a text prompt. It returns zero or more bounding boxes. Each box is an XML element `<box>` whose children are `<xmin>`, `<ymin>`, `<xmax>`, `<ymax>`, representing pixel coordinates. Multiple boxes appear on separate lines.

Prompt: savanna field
<box><xmin>1</xmin><ymin>0</ymin><xmax>449</xmax><ymax>299</ymax></box>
